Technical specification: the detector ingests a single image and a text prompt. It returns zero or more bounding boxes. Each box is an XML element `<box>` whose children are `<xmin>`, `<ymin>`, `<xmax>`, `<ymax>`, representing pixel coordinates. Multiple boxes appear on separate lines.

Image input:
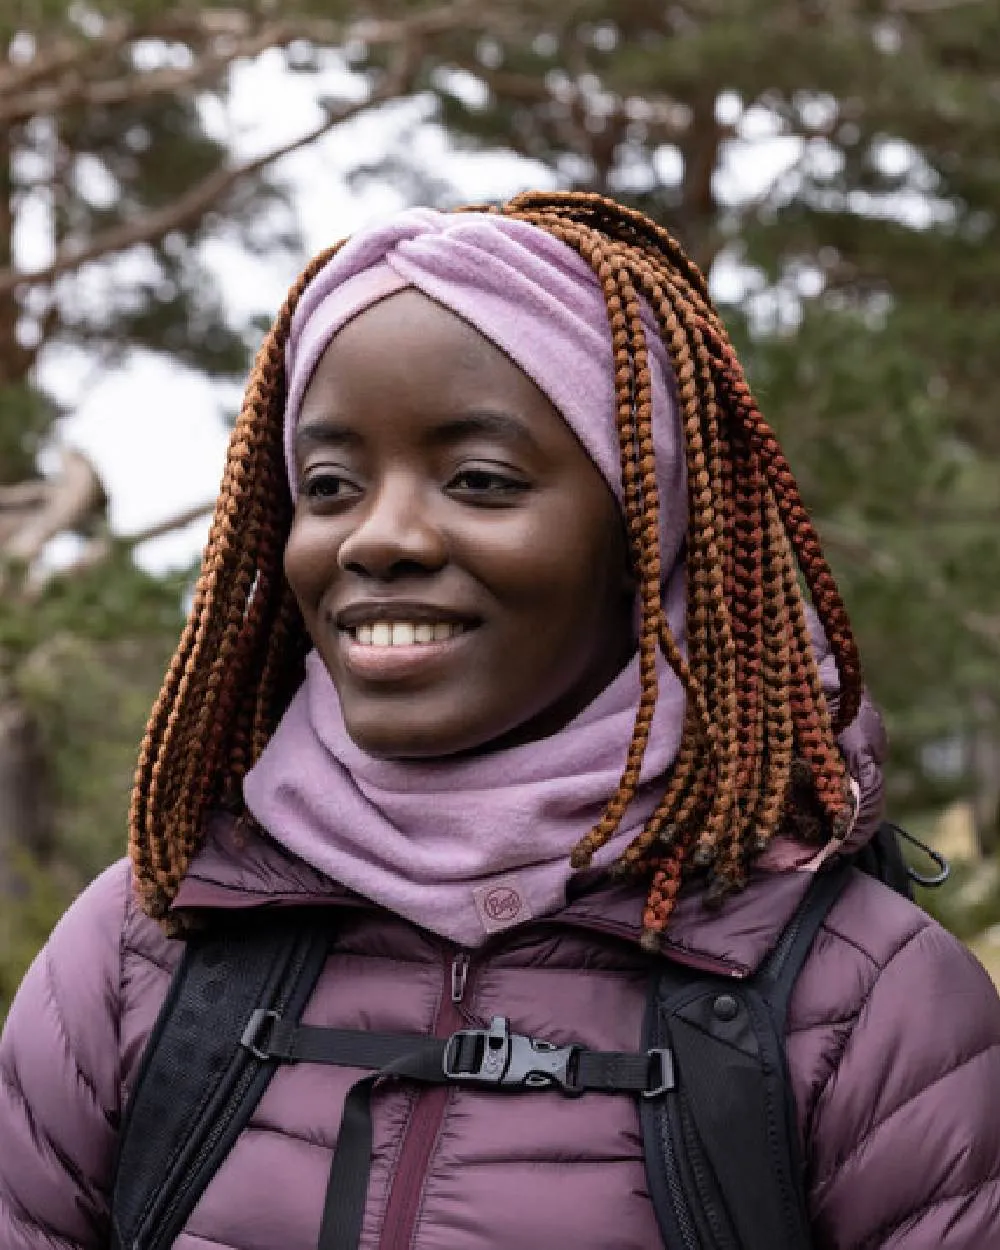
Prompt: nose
<box><xmin>337</xmin><ymin>473</ymin><xmax>447</xmax><ymax>579</ymax></box>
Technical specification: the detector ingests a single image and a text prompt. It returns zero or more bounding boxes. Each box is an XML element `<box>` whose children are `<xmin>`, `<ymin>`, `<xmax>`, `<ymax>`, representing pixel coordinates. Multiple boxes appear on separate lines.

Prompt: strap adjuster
<box><xmin>241</xmin><ymin>1008</ymin><xmax>281</xmax><ymax>1060</ymax></box>
<box><xmin>642</xmin><ymin>1047</ymin><xmax>676</xmax><ymax>1098</ymax></box>
<box><xmin>442</xmin><ymin>1016</ymin><xmax>582</xmax><ymax>1094</ymax></box>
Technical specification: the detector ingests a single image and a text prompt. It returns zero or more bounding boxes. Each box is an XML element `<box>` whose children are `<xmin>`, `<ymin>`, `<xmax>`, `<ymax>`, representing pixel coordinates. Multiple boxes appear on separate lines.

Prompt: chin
<box><xmin>341</xmin><ymin>712</ymin><xmax>489</xmax><ymax>761</ymax></box>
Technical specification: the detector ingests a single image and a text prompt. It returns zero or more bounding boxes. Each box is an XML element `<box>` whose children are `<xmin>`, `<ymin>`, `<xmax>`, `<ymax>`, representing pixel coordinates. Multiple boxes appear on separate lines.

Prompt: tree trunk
<box><xmin>0</xmin><ymin>121</ymin><xmax>32</xmax><ymax>393</ymax></box>
<box><xmin>677</xmin><ymin>87</ymin><xmax>724</xmax><ymax>273</ymax></box>
<box><xmin>0</xmin><ymin>687</ymin><xmax>53</xmax><ymax>895</ymax></box>
<box><xmin>970</xmin><ymin>694</ymin><xmax>1000</xmax><ymax>856</ymax></box>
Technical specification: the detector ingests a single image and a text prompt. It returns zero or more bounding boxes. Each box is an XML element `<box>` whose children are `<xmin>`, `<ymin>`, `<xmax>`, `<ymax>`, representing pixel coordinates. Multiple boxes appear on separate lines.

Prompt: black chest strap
<box><xmin>241</xmin><ymin>1010</ymin><xmax>675</xmax><ymax>1250</ymax></box>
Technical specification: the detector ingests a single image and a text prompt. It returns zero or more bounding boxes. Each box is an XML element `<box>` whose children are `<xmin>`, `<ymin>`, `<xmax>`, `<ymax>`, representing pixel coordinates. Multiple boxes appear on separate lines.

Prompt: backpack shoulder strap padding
<box><xmin>111</xmin><ymin>913</ymin><xmax>330</xmax><ymax>1250</ymax></box>
<box><xmin>641</xmin><ymin>861</ymin><xmax>853</xmax><ymax>1250</ymax></box>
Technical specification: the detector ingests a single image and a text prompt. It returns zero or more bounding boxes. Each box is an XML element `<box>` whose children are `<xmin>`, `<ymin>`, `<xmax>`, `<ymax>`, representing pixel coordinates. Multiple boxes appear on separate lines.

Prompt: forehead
<box><xmin>295</xmin><ymin>289</ymin><xmax>582</xmax><ymax>454</ymax></box>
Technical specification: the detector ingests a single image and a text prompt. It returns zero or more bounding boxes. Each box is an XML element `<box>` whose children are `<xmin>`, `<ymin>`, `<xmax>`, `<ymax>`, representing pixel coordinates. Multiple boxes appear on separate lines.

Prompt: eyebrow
<box><xmin>293</xmin><ymin>419</ymin><xmax>362</xmax><ymax>456</ymax></box>
<box><xmin>425</xmin><ymin>410</ymin><xmax>541</xmax><ymax>453</ymax></box>
<box><xmin>294</xmin><ymin>410</ymin><xmax>542</xmax><ymax>455</ymax></box>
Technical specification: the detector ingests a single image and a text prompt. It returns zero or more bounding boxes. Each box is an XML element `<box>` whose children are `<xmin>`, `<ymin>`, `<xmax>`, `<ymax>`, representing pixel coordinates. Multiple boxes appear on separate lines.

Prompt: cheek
<box><xmin>474</xmin><ymin>509</ymin><xmax>629</xmax><ymax>634</ymax></box>
<box><xmin>283</xmin><ymin>520</ymin><xmax>338</xmax><ymax>614</ymax></box>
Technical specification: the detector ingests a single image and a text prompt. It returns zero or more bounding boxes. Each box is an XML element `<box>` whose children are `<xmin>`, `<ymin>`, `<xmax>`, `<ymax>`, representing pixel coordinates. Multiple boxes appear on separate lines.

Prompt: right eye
<box><xmin>300</xmin><ymin>471</ymin><xmax>360</xmax><ymax>502</ymax></box>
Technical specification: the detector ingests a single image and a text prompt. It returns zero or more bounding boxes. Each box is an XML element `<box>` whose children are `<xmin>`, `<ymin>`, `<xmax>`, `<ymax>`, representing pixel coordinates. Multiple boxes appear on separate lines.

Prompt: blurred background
<box><xmin>1</xmin><ymin>0</ymin><xmax>998</xmax><ymax>1014</ymax></box>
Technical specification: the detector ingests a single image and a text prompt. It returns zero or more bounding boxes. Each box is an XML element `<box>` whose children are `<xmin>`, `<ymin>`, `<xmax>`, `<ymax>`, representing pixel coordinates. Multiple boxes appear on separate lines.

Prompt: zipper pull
<box><xmin>451</xmin><ymin>953</ymin><xmax>470</xmax><ymax>1004</ymax></box>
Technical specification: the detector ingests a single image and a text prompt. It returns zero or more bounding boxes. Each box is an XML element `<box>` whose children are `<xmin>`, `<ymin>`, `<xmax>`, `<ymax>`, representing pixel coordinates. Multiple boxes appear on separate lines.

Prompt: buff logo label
<box><xmin>473</xmin><ymin>876</ymin><xmax>532</xmax><ymax>935</ymax></box>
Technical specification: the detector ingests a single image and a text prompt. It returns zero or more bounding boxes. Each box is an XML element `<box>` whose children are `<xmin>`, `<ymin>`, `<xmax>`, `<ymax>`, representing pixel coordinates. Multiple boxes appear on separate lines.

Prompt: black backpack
<box><xmin>109</xmin><ymin>821</ymin><xmax>946</xmax><ymax>1250</ymax></box>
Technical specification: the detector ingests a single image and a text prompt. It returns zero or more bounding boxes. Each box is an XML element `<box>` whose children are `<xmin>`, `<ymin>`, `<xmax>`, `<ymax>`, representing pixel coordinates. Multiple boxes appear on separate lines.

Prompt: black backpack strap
<box><xmin>111</xmin><ymin>914</ymin><xmax>330</xmax><ymax>1250</ymax></box>
<box><xmin>641</xmin><ymin>861</ymin><xmax>853</xmax><ymax>1250</ymax></box>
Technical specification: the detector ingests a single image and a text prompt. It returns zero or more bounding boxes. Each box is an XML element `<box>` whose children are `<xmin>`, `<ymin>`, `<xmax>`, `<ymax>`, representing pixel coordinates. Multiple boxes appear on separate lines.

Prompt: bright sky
<box><xmin>30</xmin><ymin>54</ymin><xmax>810</xmax><ymax>573</ymax></box>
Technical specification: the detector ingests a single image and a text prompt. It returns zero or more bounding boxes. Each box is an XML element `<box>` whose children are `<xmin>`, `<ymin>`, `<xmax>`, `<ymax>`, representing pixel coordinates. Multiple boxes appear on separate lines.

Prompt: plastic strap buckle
<box><xmin>443</xmin><ymin>1015</ymin><xmax>582</xmax><ymax>1094</ymax></box>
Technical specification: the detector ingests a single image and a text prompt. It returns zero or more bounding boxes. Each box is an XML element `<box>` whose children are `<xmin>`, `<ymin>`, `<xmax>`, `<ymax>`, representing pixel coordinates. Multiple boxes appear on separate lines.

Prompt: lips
<box><xmin>336</xmin><ymin>600</ymin><xmax>478</xmax><ymax>628</ymax></box>
<box><xmin>331</xmin><ymin>600</ymin><xmax>480</xmax><ymax>680</ymax></box>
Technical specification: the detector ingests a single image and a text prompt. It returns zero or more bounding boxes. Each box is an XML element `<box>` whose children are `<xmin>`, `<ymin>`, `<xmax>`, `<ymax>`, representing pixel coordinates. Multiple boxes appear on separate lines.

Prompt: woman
<box><xmin>2</xmin><ymin>192</ymin><xmax>998</xmax><ymax>1249</ymax></box>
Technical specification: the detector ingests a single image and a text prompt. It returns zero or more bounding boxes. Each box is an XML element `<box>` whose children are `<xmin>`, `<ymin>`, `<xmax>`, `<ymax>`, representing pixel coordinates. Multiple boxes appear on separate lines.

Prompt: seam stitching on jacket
<box><xmin>818</xmin><ymin>921</ymin><xmax>885</xmax><ymax>967</ymax></box>
<box><xmin>0</xmin><ymin>1189</ymin><xmax>86</xmax><ymax>1248</ymax></box>
<box><xmin>785</xmin><ymin>1011</ymin><xmax>857</xmax><ymax>1036</ymax></box>
<box><xmin>122</xmin><ymin>939</ymin><xmax>175</xmax><ymax>978</ymax></box>
<box><xmin>42</xmin><ymin>946</ymin><xmax>103</xmax><ymax>1113</ymax></box>
<box><xmin>804</xmin><ymin>920</ymin><xmax>928</xmax><ymax>1169</ymax></box>
<box><xmin>809</xmin><ymin>920</ymin><xmax>927</xmax><ymax>1111</ymax></box>
<box><xmin>0</xmin><ymin>1061</ymin><xmax>91</xmax><ymax>1241</ymax></box>
<box><xmin>856</xmin><ymin>1176</ymin><xmax>1000</xmax><ymax>1250</ymax></box>
<box><xmin>816</xmin><ymin>1039</ymin><xmax>1000</xmax><ymax>1189</ymax></box>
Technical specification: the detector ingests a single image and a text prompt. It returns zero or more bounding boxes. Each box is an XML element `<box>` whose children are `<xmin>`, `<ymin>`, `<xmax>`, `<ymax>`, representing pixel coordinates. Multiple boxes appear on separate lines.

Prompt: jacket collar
<box><xmin>172</xmin><ymin>811</ymin><xmax>816</xmax><ymax>978</ymax></box>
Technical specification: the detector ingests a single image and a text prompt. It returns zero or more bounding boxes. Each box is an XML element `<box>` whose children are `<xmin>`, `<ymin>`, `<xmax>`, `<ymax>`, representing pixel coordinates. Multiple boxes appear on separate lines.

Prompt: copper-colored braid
<box><xmin>129</xmin><ymin>246</ymin><xmax>340</xmax><ymax>917</ymax></box>
<box><xmin>130</xmin><ymin>192</ymin><xmax>863</xmax><ymax>943</ymax></box>
<box><xmin>708</xmin><ymin>339</ymin><xmax>863</xmax><ymax>731</ymax></box>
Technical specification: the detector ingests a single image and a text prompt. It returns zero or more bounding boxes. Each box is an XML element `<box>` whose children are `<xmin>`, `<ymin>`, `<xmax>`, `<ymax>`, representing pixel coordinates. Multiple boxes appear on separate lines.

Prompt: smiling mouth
<box><xmin>343</xmin><ymin>621</ymin><xmax>471</xmax><ymax>648</ymax></box>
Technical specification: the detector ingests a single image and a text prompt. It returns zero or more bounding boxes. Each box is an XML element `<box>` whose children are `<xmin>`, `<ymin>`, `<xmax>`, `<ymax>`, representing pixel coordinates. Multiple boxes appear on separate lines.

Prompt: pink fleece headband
<box><xmin>283</xmin><ymin>207</ymin><xmax>688</xmax><ymax>572</ymax></box>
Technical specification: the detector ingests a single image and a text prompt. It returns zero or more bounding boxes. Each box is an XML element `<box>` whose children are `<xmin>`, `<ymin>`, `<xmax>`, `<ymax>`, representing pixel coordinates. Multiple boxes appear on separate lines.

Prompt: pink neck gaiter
<box><xmin>240</xmin><ymin>208</ymin><xmax>849</xmax><ymax>946</ymax></box>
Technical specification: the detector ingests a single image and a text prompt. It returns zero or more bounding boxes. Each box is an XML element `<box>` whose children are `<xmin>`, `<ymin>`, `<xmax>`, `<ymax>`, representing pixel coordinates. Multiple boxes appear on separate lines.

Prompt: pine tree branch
<box><xmin>821</xmin><ymin>520</ymin><xmax>1000</xmax><ymax>653</ymax></box>
<box><xmin>0</xmin><ymin>26</ymin><xmax>289</xmax><ymax>126</ymax></box>
<box><xmin>0</xmin><ymin>4</ymin><xmax>489</xmax><ymax>126</ymax></box>
<box><xmin>0</xmin><ymin>2</ymin><xmax>489</xmax><ymax>113</ymax></box>
<box><xmin>0</xmin><ymin>70</ymin><xmax>407</xmax><ymax>296</ymax></box>
<box><xmin>0</xmin><ymin>20</ymin><xmax>135</xmax><ymax>96</ymax></box>
<box><xmin>120</xmin><ymin>500</ymin><xmax>216</xmax><ymax>550</ymax></box>
<box><xmin>886</xmin><ymin>0</ymin><xmax>990</xmax><ymax>11</ymax></box>
<box><xmin>449</xmin><ymin>60</ymin><xmax>701</xmax><ymax>142</ymax></box>
<box><xmin>0</xmin><ymin>447</ymin><xmax>104</xmax><ymax>566</ymax></box>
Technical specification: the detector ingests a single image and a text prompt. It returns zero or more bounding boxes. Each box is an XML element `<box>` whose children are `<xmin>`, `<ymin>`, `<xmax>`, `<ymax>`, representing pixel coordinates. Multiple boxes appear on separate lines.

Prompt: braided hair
<box><xmin>129</xmin><ymin>191</ymin><xmax>863</xmax><ymax>944</ymax></box>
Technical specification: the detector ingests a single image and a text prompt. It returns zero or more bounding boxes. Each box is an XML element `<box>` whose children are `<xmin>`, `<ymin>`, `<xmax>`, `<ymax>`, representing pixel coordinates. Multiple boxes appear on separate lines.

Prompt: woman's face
<box><xmin>284</xmin><ymin>289</ymin><xmax>635</xmax><ymax>759</ymax></box>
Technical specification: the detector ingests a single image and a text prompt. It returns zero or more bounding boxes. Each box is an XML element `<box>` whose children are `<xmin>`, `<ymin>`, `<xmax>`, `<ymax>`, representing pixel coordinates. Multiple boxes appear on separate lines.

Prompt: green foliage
<box><xmin>0</xmin><ymin>544</ymin><xmax>190</xmax><ymax>658</ymax></box>
<box><xmin>0</xmin><ymin>556</ymin><xmax>183</xmax><ymax>1018</ymax></box>
<box><xmin>916</xmin><ymin>855</ymin><xmax>1000</xmax><ymax>946</ymax></box>
<box><xmin>0</xmin><ymin>384</ymin><xmax>58</xmax><ymax>483</ymax></box>
<box><xmin>17</xmin><ymin>627</ymin><xmax>180</xmax><ymax>875</ymax></box>
<box><xmin>0</xmin><ymin>849</ymin><xmax>70</xmax><ymax>1017</ymax></box>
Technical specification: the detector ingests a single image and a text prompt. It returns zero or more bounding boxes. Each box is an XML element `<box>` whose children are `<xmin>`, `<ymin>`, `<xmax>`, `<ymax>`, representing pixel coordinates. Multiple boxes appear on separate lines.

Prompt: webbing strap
<box><xmin>239</xmin><ymin>1012</ymin><xmax>675</xmax><ymax>1250</ymax></box>
<box><xmin>243</xmin><ymin>1010</ymin><xmax>673</xmax><ymax>1097</ymax></box>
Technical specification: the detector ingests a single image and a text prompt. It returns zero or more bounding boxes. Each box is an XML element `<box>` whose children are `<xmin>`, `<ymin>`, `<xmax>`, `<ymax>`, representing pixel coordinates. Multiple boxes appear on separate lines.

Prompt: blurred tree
<box><xmin>3</xmin><ymin>0</ymin><xmax>1000</xmax><ymax>1007</ymax></box>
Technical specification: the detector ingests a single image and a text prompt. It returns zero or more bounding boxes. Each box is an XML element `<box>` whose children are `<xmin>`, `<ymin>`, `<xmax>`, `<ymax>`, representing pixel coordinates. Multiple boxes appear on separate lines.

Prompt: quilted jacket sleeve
<box><xmin>808</xmin><ymin>906</ymin><xmax>1000</xmax><ymax>1249</ymax></box>
<box><xmin>0</xmin><ymin>859</ymin><xmax>129</xmax><ymax>1249</ymax></box>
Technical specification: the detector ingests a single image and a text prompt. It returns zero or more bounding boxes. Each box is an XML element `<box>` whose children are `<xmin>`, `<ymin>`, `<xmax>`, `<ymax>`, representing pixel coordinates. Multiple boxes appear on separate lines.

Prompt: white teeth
<box><xmin>348</xmin><ymin>621</ymin><xmax>467</xmax><ymax>647</ymax></box>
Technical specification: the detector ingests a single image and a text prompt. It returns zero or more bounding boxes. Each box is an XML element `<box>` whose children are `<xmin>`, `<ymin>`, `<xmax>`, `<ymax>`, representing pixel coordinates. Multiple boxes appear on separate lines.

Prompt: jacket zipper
<box><xmin>377</xmin><ymin>950</ymin><xmax>473</xmax><ymax>1250</ymax></box>
<box><xmin>656</xmin><ymin>1101</ymin><xmax>700</xmax><ymax>1250</ymax></box>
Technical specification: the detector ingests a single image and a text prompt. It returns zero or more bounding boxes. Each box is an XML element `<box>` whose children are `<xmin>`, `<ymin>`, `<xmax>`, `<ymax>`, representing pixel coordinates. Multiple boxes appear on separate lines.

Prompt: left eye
<box><xmin>448</xmin><ymin>469</ymin><xmax>528</xmax><ymax>497</ymax></box>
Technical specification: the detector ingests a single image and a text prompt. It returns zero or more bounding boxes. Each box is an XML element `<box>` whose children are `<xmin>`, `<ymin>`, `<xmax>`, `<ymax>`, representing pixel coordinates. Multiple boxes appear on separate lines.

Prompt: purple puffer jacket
<box><xmin>3</xmin><ymin>821</ymin><xmax>1000</xmax><ymax>1249</ymax></box>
